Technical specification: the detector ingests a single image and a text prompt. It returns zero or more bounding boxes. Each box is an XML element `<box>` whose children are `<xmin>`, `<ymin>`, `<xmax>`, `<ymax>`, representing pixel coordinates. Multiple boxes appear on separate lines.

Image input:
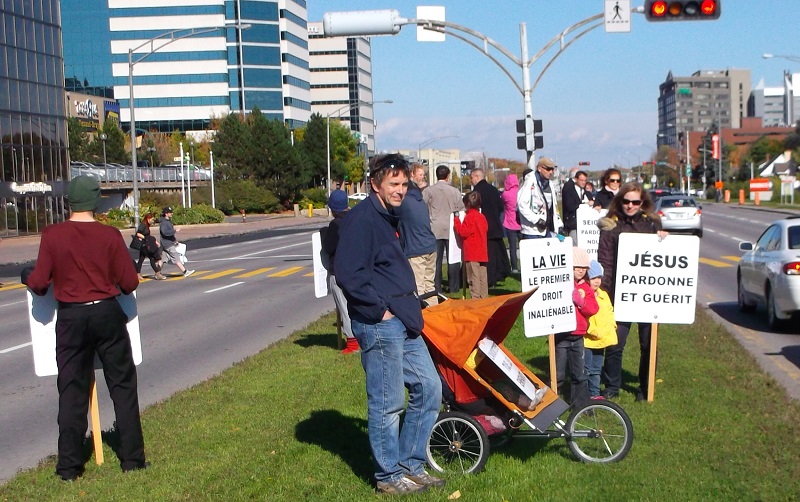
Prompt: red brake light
<box><xmin>651</xmin><ymin>1</ymin><xmax>667</xmax><ymax>17</ymax></box>
<box><xmin>784</xmin><ymin>262</ymin><xmax>800</xmax><ymax>275</ymax></box>
<box><xmin>658</xmin><ymin>210</ymin><xmax>665</xmax><ymax>217</ymax></box>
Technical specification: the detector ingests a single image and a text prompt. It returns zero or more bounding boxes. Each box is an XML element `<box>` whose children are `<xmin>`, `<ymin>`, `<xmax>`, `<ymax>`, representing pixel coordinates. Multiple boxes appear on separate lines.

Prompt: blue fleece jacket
<box><xmin>399</xmin><ymin>182</ymin><xmax>436</xmax><ymax>258</ymax></box>
<box><xmin>335</xmin><ymin>193</ymin><xmax>424</xmax><ymax>334</ymax></box>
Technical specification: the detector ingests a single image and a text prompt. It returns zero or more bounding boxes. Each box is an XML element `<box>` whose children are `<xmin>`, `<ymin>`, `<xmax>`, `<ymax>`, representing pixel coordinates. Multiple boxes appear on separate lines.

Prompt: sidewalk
<box><xmin>0</xmin><ymin>211</ymin><xmax>330</xmax><ymax>280</ymax></box>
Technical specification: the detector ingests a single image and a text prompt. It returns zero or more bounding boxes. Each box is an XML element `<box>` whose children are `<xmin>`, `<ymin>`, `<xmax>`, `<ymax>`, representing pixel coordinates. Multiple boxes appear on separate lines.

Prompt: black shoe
<box><xmin>602</xmin><ymin>391</ymin><xmax>619</xmax><ymax>400</ymax></box>
<box><xmin>636</xmin><ymin>392</ymin><xmax>647</xmax><ymax>402</ymax></box>
<box><xmin>57</xmin><ymin>470</ymin><xmax>83</xmax><ymax>482</ymax></box>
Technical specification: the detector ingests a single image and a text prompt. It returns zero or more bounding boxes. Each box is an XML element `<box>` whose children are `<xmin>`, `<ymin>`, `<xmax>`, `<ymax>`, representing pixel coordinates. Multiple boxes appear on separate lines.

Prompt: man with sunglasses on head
<box><xmin>517</xmin><ymin>156</ymin><xmax>564</xmax><ymax>239</ymax></box>
<box><xmin>335</xmin><ymin>154</ymin><xmax>444</xmax><ymax>495</ymax></box>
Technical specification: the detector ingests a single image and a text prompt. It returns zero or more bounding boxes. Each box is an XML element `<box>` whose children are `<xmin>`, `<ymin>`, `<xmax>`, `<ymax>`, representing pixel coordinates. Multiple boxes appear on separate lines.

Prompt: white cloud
<box><xmin>377</xmin><ymin>111</ymin><xmax>657</xmax><ymax>170</ymax></box>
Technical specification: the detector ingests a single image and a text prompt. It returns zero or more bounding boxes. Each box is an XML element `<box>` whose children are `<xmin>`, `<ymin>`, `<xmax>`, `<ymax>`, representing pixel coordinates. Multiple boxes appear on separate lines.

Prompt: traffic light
<box><xmin>644</xmin><ymin>0</ymin><xmax>720</xmax><ymax>21</ymax></box>
<box><xmin>516</xmin><ymin>117</ymin><xmax>543</xmax><ymax>151</ymax></box>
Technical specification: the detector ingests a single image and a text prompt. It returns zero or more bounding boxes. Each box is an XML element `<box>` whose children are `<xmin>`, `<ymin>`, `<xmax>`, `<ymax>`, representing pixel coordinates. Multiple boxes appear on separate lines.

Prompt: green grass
<box><xmin>2</xmin><ymin>277</ymin><xmax>800</xmax><ymax>501</ymax></box>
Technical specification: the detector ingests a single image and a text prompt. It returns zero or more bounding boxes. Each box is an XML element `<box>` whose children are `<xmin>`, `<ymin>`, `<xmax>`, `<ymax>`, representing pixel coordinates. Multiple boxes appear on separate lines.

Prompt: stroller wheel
<box><xmin>426</xmin><ymin>411</ymin><xmax>490</xmax><ymax>475</ymax></box>
<box><xmin>564</xmin><ymin>400</ymin><xmax>634</xmax><ymax>463</ymax></box>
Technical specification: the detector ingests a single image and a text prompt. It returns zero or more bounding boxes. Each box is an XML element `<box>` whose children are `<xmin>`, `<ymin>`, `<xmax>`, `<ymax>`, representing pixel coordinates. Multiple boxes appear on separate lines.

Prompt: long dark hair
<box><xmin>601</xmin><ymin>168</ymin><xmax>622</xmax><ymax>189</ymax></box>
<box><xmin>606</xmin><ymin>182</ymin><xmax>658</xmax><ymax>222</ymax></box>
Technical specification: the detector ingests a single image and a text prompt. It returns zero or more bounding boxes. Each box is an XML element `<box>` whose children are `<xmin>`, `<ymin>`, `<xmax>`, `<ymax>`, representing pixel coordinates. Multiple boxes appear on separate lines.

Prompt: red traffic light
<box><xmin>645</xmin><ymin>0</ymin><xmax>720</xmax><ymax>21</ymax></box>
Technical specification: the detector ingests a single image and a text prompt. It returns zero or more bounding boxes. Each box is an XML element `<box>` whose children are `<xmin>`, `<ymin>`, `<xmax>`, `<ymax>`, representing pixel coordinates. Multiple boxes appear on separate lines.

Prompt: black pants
<box><xmin>135</xmin><ymin>249</ymin><xmax>161</xmax><ymax>274</ymax></box>
<box><xmin>486</xmin><ymin>238</ymin><xmax>510</xmax><ymax>286</ymax></box>
<box><xmin>601</xmin><ymin>321</ymin><xmax>653</xmax><ymax>396</ymax></box>
<box><xmin>435</xmin><ymin>239</ymin><xmax>462</xmax><ymax>293</ymax></box>
<box><xmin>54</xmin><ymin>300</ymin><xmax>146</xmax><ymax>478</ymax></box>
<box><xmin>555</xmin><ymin>333</ymin><xmax>589</xmax><ymax>404</ymax></box>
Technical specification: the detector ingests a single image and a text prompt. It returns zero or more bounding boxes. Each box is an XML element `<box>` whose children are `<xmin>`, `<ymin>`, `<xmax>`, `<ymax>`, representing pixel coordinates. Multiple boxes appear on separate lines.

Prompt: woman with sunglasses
<box><xmin>597</xmin><ymin>182</ymin><xmax>667</xmax><ymax>402</ymax></box>
<box><xmin>593</xmin><ymin>168</ymin><xmax>623</xmax><ymax>209</ymax></box>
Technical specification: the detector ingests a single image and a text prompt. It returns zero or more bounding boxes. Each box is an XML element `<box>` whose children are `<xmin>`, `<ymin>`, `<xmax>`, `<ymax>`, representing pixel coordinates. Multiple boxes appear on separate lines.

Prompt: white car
<box><xmin>348</xmin><ymin>192</ymin><xmax>368</xmax><ymax>201</ymax></box>
<box><xmin>737</xmin><ymin>217</ymin><xmax>800</xmax><ymax>331</ymax></box>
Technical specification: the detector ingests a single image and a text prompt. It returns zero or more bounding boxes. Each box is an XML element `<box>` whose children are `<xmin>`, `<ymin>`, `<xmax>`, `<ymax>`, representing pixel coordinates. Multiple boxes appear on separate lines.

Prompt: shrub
<box><xmin>214</xmin><ymin>180</ymin><xmax>280</xmax><ymax>215</ymax></box>
<box><xmin>299</xmin><ymin>187</ymin><xmax>328</xmax><ymax>209</ymax></box>
<box><xmin>169</xmin><ymin>204</ymin><xmax>225</xmax><ymax>225</ymax></box>
<box><xmin>102</xmin><ymin>208</ymin><xmax>134</xmax><ymax>229</ymax></box>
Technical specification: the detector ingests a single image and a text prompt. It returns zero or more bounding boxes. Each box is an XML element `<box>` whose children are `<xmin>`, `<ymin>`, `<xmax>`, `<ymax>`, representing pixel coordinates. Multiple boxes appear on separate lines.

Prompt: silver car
<box><xmin>737</xmin><ymin>217</ymin><xmax>800</xmax><ymax>331</ymax></box>
<box><xmin>655</xmin><ymin>195</ymin><xmax>703</xmax><ymax>237</ymax></box>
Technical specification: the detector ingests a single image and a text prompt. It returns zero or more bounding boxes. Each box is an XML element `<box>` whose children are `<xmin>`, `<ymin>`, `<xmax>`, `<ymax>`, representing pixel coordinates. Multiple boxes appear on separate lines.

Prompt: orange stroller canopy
<box><xmin>421</xmin><ymin>290</ymin><xmax>535</xmax><ymax>367</ymax></box>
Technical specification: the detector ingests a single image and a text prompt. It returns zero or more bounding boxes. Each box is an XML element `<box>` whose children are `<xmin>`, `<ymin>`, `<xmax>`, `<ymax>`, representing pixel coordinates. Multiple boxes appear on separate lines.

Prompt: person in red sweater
<box><xmin>453</xmin><ymin>191</ymin><xmax>489</xmax><ymax>299</ymax></box>
<box><xmin>23</xmin><ymin>175</ymin><xmax>147</xmax><ymax>481</ymax></box>
<box><xmin>554</xmin><ymin>246</ymin><xmax>599</xmax><ymax>405</ymax></box>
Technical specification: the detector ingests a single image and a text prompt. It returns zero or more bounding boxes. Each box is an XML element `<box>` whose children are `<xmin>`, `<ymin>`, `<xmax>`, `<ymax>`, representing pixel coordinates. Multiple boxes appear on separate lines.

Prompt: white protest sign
<box><xmin>519</xmin><ymin>237</ymin><xmax>576</xmax><ymax>336</ymax></box>
<box><xmin>576</xmin><ymin>205</ymin><xmax>607</xmax><ymax>258</ymax></box>
<box><xmin>613</xmin><ymin>234</ymin><xmax>700</xmax><ymax>323</ymax></box>
<box><xmin>311</xmin><ymin>231</ymin><xmax>328</xmax><ymax>298</ymax></box>
<box><xmin>29</xmin><ymin>290</ymin><xmax>142</xmax><ymax>377</ymax></box>
<box><xmin>447</xmin><ymin>210</ymin><xmax>465</xmax><ymax>265</ymax></box>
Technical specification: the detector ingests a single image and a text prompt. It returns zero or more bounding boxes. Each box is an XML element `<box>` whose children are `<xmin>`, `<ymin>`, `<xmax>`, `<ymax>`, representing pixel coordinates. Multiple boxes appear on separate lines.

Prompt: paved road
<box><xmin>693</xmin><ymin>203</ymin><xmax>800</xmax><ymax>399</ymax></box>
<box><xmin>0</xmin><ymin>212</ymin><xmax>333</xmax><ymax>484</ymax></box>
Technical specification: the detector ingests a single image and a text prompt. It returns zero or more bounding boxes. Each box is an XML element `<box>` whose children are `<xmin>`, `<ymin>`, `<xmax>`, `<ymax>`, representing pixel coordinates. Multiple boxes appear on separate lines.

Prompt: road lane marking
<box><xmin>165</xmin><ymin>270</ymin><xmax>211</xmax><ymax>281</ymax></box>
<box><xmin>233</xmin><ymin>268</ymin><xmax>275</xmax><ymax>278</ymax></box>
<box><xmin>199</xmin><ymin>269</ymin><xmax>245</xmax><ymax>280</ymax></box>
<box><xmin>0</xmin><ymin>300</ymin><xmax>27</xmax><ymax>308</ymax></box>
<box><xmin>699</xmin><ymin>257</ymin><xmax>734</xmax><ymax>268</ymax></box>
<box><xmin>722</xmin><ymin>255</ymin><xmax>741</xmax><ymax>263</ymax></box>
<box><xmin>303</xmin><ymin>272</ymin><xmax>314</xmax><ymax>277</ymax></box>
<box><xmin>204</xmin><ymin>282</ymin><xmax>244</xmax><ymax>293</ymax></box>
<box><xmin>0</xmin><ymin>341</ymin><xmax>32</xmax><ymax>354</ymax></box>
<box><xmin>268</xmin><ymin>266</ymin><xmax>305</xmax><ymax>277</ymax></box>
<box><xmin>0</xmin><ymin>284</ymin><xmax>27</xmax><ymax>291</ymax></box>
<box><xmin>235</xmin><ymin>242</ymin><xmax>309</xmax><ymax>259</ymax></box>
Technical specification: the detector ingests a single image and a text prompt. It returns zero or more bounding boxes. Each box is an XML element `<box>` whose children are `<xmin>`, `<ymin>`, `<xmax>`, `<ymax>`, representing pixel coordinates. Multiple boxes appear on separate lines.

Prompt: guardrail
<box><xmin>70</xmin><ymin>166</ymin><xmax>212</xmax><ymax>183</ymax></box>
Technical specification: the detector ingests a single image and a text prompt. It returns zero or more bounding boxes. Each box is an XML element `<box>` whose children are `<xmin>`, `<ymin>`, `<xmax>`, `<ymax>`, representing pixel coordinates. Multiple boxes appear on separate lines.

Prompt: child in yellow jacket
<box><xmin>584</xmin><ymin>260</ymin><xmax>618</xmax><ymax>399</ymax></box>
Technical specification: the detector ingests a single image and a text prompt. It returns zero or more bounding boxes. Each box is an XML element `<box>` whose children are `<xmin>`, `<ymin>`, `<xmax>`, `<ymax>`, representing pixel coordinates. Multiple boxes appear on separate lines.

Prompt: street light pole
<box><xmin>326</xmin><ymin>99</ymin><xmax>393</xmax><ymax>197</ymax></box>
<box><xmin>323</xmin><ymin>9</ymin><xmax>612</xmax><ymax>171</ymax></box>
<box><xmin>418</xmin><ymin>135</ymin><xmax>459</xmax><ymax>179</ymax></box>
<box><xmin>127</xmin><ymin>24</ymin><xmax>249</xmax><ymax>227</ymax></box>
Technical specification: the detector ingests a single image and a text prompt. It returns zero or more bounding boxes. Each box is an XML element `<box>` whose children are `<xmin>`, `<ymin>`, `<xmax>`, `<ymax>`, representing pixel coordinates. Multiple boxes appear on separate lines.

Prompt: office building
<box><xmin>749</xmin><ymin>73</ymin><xmax>799</xmax><ymax>127</ymax></box>
<box><xmin>61</xmin><ymin>0</ymin><xmax>312</xmax><ymax>141</ymax></box>
<box><xmin>307</xmin><ymin>21</ymin><xmax>378</xmax><ymax>155</ymax></box>
<box><xmin>656</xmin><ymin>69</ymin><xmax>751</xmax><ymax>151</ymax></box>
<box><xmin>0</xmin><ymin>0</ymin><xmax>69</xmax><ymax>236</ymax></box>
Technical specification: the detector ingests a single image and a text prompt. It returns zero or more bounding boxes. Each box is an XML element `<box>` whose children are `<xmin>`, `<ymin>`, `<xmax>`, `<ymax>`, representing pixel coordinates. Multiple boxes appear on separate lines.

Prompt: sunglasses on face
<box><xmin>622</xmin><ymin>198</ymin><xmax>643</xmax><ymax>206</ymax></box>
<box><xmin>607</xmin><ymin>178</ymin><xmax>621</xmax><ymax>183</ymax></box>
<box><xmin>541</xmin><ymin>166</ymin><xmax>555</xmax><ymax>172</ymax></box>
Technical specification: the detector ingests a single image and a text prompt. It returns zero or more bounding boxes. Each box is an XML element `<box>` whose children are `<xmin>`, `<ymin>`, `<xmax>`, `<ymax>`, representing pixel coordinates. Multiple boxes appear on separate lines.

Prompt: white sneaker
<box><xmin>183</xmin><ymin>269</ymin><xmax>195</xmax><ymax>278</ymax></box>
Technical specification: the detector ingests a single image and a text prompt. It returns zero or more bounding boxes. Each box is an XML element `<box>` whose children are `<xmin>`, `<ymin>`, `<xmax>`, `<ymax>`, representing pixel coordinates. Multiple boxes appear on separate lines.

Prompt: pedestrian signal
<box><xmin>644</xmin><ymin>0</ymin><xmax>720</xmax><ymax>21</ymax></box>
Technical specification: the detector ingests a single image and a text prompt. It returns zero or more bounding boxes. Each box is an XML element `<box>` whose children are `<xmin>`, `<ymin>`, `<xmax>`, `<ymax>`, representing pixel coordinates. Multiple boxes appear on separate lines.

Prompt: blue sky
<box><xmin>308</xmin><ymin>1</ymin><xmax>797</xmax><ymax>171</ymax></box>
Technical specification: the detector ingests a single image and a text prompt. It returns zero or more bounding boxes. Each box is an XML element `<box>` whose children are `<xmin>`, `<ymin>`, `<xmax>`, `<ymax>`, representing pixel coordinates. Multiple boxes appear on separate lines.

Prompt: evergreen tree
<box><xmin>66</xmin><ymin>117</ymin><xmax>88</xmax><ymax>162</ymax></box>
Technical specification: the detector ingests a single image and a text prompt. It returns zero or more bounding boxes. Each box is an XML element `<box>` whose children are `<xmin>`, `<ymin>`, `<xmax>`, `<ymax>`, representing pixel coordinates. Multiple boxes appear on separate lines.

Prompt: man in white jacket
<box><xmin>517</xmin><ymin>157</ymin><xmax>564</xmax><ymax>239</ymax></box>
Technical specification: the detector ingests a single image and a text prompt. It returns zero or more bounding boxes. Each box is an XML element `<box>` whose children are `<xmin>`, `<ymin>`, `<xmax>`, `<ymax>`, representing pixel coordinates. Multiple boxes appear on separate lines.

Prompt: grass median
<box><xmin>2</xmin><ymin>278</ymin><xmax>799</xmax><ymax>501</ymax></box>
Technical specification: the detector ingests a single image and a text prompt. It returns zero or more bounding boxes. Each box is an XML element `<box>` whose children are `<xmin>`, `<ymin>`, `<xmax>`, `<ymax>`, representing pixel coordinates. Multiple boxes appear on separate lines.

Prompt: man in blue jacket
<box><xmin>335</xmin><ymin>154</ymin><xmax>444</xmax><ymax>495</ymax></box>
<box><xmin>400</xmin><ymin>164</ymin><xmax>438</xmax><ymax>305</ymax></box>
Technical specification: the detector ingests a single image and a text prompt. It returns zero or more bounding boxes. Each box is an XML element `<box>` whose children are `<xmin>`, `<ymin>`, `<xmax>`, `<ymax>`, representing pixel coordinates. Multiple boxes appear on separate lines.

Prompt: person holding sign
<box><xmin>554</xmin><ymin>247</ymin><xmax>598</xmax><ymax>405</ymax></box>
<box><xmin>22</xmin><ymin>175</ymin><xmax>147</xmax><ymax>481</ymax></box>
<box><xmin>453</xmin><ymin>191</ymin><xmax>489</xmax><ymax>299</ymax></box>
<box><xmin>597</xmin><ymin>183</ymin><xmax>666</xmax><ymax>401</ymax></box>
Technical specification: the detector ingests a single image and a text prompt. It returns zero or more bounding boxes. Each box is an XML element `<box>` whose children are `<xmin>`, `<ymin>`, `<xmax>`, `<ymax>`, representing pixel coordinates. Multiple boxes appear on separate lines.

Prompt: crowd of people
<box><xmin>318</xmin><ymin>156</ymin><xmax>664</xmax><ymax>493</ymax></box>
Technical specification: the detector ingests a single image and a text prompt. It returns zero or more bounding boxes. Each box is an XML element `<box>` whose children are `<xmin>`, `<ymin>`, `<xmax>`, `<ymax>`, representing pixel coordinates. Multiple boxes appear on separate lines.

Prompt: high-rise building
<box><xmin>1</xmin><ymin>0</ymin><xmax>70</xmax><ymax>236</ymax></box>
<box><xmin>657</xmin><ymin>69</ymin><xmax>751</xmax><ymax>150</ymax></box>
<box><xmin>307</xmin><ymin>21</ymin><xmax>377</xmax><ymax>155</ymax></box>
<box><xmin>749</xmin><ymin>73</ymin><xmax>799</xmax><ymax>128</ymax></box>
<box><xmin>61</xmin><ymin>0</ymin><xmax>312</xmax><ymax>138</ymax></box>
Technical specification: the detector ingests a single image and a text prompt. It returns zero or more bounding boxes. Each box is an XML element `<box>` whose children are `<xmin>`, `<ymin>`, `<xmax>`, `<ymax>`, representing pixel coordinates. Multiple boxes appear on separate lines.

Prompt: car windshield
<box><xmin>660</xmin><ymin>198</ymin><xmax>695</xmax><ymax>208</ymax></box>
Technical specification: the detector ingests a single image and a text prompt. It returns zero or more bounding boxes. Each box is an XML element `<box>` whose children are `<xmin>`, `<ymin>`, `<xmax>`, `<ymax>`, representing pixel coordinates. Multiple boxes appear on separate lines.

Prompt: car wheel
<box><xmin>766</xmin><ymin>286</ymin><xmax>785</xmax><ymax>331</ymax></box>
<box><xmin>737</xmin><ymin>272</ymin><xmax>756</xmax><ymax>313</ymax></box>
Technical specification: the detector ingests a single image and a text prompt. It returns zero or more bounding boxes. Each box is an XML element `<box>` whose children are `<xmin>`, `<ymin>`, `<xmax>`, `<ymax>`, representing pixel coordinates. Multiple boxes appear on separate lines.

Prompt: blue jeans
<box><xmin>554</xmin><ymin>333</ymin><xmax>589</xmax><ymax>404</ymax></box>
<box><xmin>352</xmin><ymin>316</ymin><xmax>442</xmax><ymax>483</ymax></box>
<box><xmin>584</xmin><ymin>347</ymin><xmax>605</xmax><ymax>397</ymax></box>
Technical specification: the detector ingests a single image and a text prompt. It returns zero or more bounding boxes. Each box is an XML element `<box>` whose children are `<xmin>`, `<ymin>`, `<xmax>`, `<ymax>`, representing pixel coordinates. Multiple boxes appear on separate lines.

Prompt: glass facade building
<box><xmin>0</xmin><ymin>0</ymin><xmax>69</xmax><ymax>236</ymax></box>
<box><xmin>62</xmin><ymin>0</ymin><xmax>311</xmax><ymax>137</ymax></box>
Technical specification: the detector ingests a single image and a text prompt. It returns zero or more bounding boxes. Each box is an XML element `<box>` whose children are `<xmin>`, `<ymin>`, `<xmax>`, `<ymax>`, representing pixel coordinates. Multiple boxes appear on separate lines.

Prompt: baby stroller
<box><xmin>421</xmin><ymin>290</ymin><xmax>633</xmax><ymax>474</ymax></box>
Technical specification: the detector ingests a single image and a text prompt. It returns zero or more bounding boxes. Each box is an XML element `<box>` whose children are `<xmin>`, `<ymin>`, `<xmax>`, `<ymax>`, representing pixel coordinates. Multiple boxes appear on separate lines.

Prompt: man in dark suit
<box><xmin>470</xmin><ymin>168</ymin><xmax>509</xmax><ymax>287</ymax></box>
<box><xmin>561</xmin><ymin>168</ymin><xmax>593</xmax><ymax>244</ymax></box>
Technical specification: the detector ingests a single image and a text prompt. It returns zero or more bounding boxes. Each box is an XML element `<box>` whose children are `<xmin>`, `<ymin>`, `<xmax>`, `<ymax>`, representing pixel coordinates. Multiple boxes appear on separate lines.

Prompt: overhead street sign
<box><xmin>605</xmin><ymin>0</ymin><xmax>631</xmax><ymax>33</ymax></box>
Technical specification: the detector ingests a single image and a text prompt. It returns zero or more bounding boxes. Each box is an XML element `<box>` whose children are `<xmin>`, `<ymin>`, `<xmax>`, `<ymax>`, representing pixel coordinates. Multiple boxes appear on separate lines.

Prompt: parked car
<box><xmin>348</xmin><ymin>192</ymin><xmax>368</xmax><ymax>201</ymax></box>
<box><xmin>737</xmin><ymin>216</ymin><xmax>800</xmax><ymax>330</ymax></box>
<box><xmin>655</xmin><ymin>195</ymin><xmax>703</xmax><ymax>237</ymax></box>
